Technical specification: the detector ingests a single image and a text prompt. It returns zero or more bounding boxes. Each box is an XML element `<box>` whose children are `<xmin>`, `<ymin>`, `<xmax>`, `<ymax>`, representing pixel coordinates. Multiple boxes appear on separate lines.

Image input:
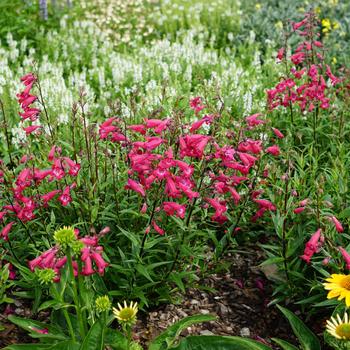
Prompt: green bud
<box><xmin>95</xmin><ymin>295</ymin><xmax>112</xmax><ymax>313</ymax></box>
<box><xmin>36</xmin><ymin>268</ymin><xmax>56</xmax><ymax>284</ymax></box>
<box><xmin>53</xmin><ymin>226</ymin><xmax>77</xmax><ymax>248</ymax></box>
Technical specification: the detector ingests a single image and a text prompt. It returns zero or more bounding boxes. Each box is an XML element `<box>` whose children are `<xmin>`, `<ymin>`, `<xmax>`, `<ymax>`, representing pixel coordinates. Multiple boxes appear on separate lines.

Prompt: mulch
<box><xmin>0</xmin><ymin>247</ymin><xmax>330</xmax><ymax>349</ymax></box>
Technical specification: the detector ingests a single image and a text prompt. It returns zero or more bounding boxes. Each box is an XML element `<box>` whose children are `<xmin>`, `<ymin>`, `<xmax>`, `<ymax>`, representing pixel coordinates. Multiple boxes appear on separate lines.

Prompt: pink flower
<box><xmin>23</xmin><ymin>125</ymin><xmax>41</xmax><ymax>135</ymax></box>
<box><xmin>41</xmin><ymin>190</ymin><xmax>61</xmax><ymax>205</ymax></box>
<box><xmin>331</xmin><ymin>216</ymin><xmax>344</xmax><ymax>233</ymax></box>
<box><xmin>272</xmin><ymin>128</ymin><xmax>284</xmax><ymax>139</ymax></box>
<box><xmin>266</xmin><ymin>145</ymin><xmax>280</xmax><ymax>156</ymax></box>
<box><xmin>140</xmin><ymin>202</ymin><xmax>148</xmax><ymax>214</ymax></box>
<box><xmin>152</xmin><ymin>220</ymin><xmax>165</xmax><ymax>235</ymax></box>
<box><xmin>299</xmin><ymin>199</ymin><xmax>309</xmax><ymax>206</ymax></box>
<box><xmin>125</xmin><ymin>179</ymin><xmax>146</xmax><ymax>197</ymax></box>
<box><xmin>339</xmin><ymin>247</ymin><xmax>350</xmax><ymax>270</ymax></box>
<box><xmin>189</xmin><ymin>114</ymin><xmax>214</xmax><ymax>133</ymax></box>
<box><xmin>206</xmin><ymin>198</ymin><xmax>228</xmax><ymax>223</ymax></box>
<box><xmin>254</xmin><ymin>199</ymin><xmax>276</xmax><ymax>211</ymax></box>
<box><xmin>245</xmin><ymin>113</ymin><xmax>265</xmax><ymax>127</ymax></box>
<box><xmin>63</xmin><ymin>157</ymin><xmax>81</xmax><ymax>176</ymax></box>
<box><xmin>294</xmin><ymin>207</ymin><xmax>305</xmax><ymax>214</ymax></box>
<box><xmin>163</xmin><ymin>202</ymin><xmax>186</xmax><ymax>219</ymax></box>
<box><xmin>179</xmin><ymin>134</ymin><xmax>210</xmax><ymax>158</ymax></box>
<box><xmin>189</xmin><ymin>97</ymin><xmax>205</xmax><ymax>114</ymax></box>
<box><xmin>91</xmin><ymin>251</ymin><xmax>109</xmax><ymax>275</ymax></box>
<box><xmin>0</xmin><ymin>211</ymin><xmax>7</xmax><ymax>221</ymax></box>
<box><xmin>19</xmin><ymin>107</ymin><xmax>40</xmax><ymax>121</ymax></box>
<box><xmin>300</xmin><ymin>229</ymin><xmax>323</xmax><ymax>264</ymax></box>
<box><xmin>30</xmin><ymin>327</ymin><xmax>49</xmax><ymax>334</ymax></box>
<box><xmin>1</xmin><ymin>222</ymin><xmax>15</xmax><ymax>241</ymax></box>
<box><xmin>144</xmin><ymin>119</ymin><xmax>170</xmax><ymax>134</ymax></box>
<box><xmin>277</xmin><ymin>47</ymin><xmax>285</xmax><ymax>61</ymax></box>
<box><xmin>291</xmin><ymin>52</ymin><xmax>306</xmax><ymax>65</ymax></box>
<box><xmin>59</xmin><ymin>186</ymin><xmax>72</xmax><ymax>206</ymax></box>
<box><xmin>292</xmin><ymin>18</ymin><xmax>307</xmax><ymax>31</ymax></box>
<box><xmin>129</xmin><ymin>124</ymin><xmax>146</xmax><ymax>135</ymax></box>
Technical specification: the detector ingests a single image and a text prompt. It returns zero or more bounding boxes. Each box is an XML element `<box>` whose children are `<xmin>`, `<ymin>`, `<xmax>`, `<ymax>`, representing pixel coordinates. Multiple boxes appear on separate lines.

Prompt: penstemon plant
<box><xmin>0</xmin><ymin>70</ymin><xmax>284</xmax><ymax>306</ymax></box>
<box><xmin>259</xmin><ymin>10</ymin><xmax>350</xmax><ymax>307</ymax></box>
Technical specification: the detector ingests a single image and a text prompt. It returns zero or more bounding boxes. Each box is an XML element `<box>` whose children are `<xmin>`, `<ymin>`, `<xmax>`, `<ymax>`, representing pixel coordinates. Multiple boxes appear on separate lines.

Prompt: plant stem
<box><xmin>281</xmin><ymin>174</ymin><xmax>291</xmax><ymax>284</ymax></box>
<box><xmin>52</xmin><ymin>285</ymin><xmax>76</xmax><ymax>342</ymax></box>
<box><xmin>66</xmin><ymin>249</ymin><xmax>86</xmax><ymax>339</ymax></box>
<box><xmin>0</xmin><ymin>99</ymin><xmax>14</xmax><ymax>166</ymax></box>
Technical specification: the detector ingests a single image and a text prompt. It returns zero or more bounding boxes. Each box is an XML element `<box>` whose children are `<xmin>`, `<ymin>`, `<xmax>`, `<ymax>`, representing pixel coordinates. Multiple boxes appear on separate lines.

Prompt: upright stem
<box><xmin>0</xmin><ymin>99</ymin><xmax>14</xmax><ymax>165</ymax></box>
<box><xmin>52</xmin><ymin>285</ymin><xmax>76</xmax><ymax>342</ymax></box>
<box><xmin>36</xmin><ymin>77</ymin><xmax>54</xmax><ymax>142</ymax></box>
<box><xmin>66</xmin><ymin>249</ymin><xmax>86</xmax><ymax>339</ymax></box>
<box><xmin>281</xmin><ymin>175</ymin><xmax>291</xmax><ymax>284</ymax></box>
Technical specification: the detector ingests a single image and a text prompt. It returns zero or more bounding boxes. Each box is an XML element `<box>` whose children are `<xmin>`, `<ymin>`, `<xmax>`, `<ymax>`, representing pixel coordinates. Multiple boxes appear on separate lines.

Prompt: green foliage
<box><xmin>170</xmin><ymin>336</ymin><xmax>271</xmax><ymax>350</ymax></box>
<box><xmin>276</xmin><ymin>305</ymin><xmax>321</xmax><ymax>350</ymax></box>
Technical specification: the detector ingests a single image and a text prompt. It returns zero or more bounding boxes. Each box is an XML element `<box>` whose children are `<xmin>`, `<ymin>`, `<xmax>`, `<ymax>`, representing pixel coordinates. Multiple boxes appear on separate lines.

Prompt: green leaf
<box><xmin>340</xmin><ymin>207</ymin><xmax>350</xmax><ymax>219</ymax></box>
<box><xmin>272</xmin><ymin>338</ymin><xmax>299</xmax><ymax>350</ymax></box>
<box><xmin>149</xmin><ymin>314</ymin><xmax>216</xmax><ymax>350</ymax></box>
<box><xmin>49</xmin><ymin>341</ymin><xmax>80</xmax><ymax>350</ymax></box>
<box><xmin>170</xmin><ymin>336</ymin><xmax>272</xmax><ymax>350</ymax></box>
<box><xmin>135</xmin><ymin>264</ymin><xmax>154</xmax><ymax>282</ymax></box>
<box><xmin>4</xmin><ymin>345</ymin><xmax>52</xmax><ymax>350</ymax></box>
<box><xmin>105</xmin><ymin>328</ymin><xmax>128</xmax><ymax>350</ymax></box>
<box><xmin>80</xmin><ymin>320</ymin><xmax>104</xmax><ymax>350</ymax></box>
<box><xmin>38</xmin><ymin>300</ymin><xmax>70</xmax><ymax>311</ymax></box>
<box><xmin>8</xmin><ymin>315</ymin><xmax>67</xmax><ymax>341</ymax></box>
<box><xmin>277</xmin><ymin>305</ymin><xmax>321</xmax><ymax>350</ymax></box>
<box><xmin>169</xmin><ymin>272</ymin><xmax>185</xmax><ymax>293</ymax></box>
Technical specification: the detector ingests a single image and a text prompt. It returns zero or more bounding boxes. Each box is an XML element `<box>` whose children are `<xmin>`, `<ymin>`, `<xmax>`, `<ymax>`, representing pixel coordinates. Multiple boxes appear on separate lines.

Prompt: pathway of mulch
<box><xmin>0</xmin><ymin>247</ymin><xmax>329</xmax><ymax>348</ymax></box>
<box><xmin>134</xmin><ymin>249</ymin><xmax>298</xmax><ymax>348</ymax></box>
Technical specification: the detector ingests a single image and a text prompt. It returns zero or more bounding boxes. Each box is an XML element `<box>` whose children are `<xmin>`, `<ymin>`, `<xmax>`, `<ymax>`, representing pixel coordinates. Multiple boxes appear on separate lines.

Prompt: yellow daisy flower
<box><xmin>324</xmin><ymin>274</ymin><xmax>350</xmax><ymax>306</ymax></box>
<box><xmin>326</xmin><ymin>312</ymin><xmax>350</xmax><ymax>340</ymax></box>
<box><xmin>113</xmin><ymin>301</ymin><xmax>138</xmax><ymax>325</ymax></box>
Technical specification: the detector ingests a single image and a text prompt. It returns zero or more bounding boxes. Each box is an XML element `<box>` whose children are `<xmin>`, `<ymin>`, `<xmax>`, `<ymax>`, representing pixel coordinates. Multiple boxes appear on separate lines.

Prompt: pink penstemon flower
<box><xmin>30</xmin><ymin>327</ymin><xmax>49</xmax><ymax>334</ymax></box>
<box><xmin>330</xmin><ymin>216</ymin><xmax>344</xmax><ymax>233</ymax></box>
<box><xmin>300</xmin><ymin>228</ymin><xmax>323</xmax><ymax>264</ymax></box>
<box><xmin>339</xmin><ymin>247</ymin><xmax>350</xmax><ymax>270</ymax></box>
<box><xmin>0</xmin><ymin>222</ymin><xmax>15</xmax><ymax>241</ymax></box>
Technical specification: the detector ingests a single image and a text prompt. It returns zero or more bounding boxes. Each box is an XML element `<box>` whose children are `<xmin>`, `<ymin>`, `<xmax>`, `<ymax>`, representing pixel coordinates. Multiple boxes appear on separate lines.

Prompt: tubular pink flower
<box><xmin>152</xmin><ymin>221</ymin><xmax>165</xmax><ymax>235</ymax></box>
<box><xmin>272</xmin><ymin>128</ymin><xmax>284</xmax><ymax>139</ymax></box>
<box><xmin>1</xmin><ymin>222</ymin><xmax>15</xmax><ymax>241</ymax></box>
<box><xmin>331</xmin><ymin>216</ymin><xmax>344</xmax><ymax>233</ymax></box>
<box><xmin>339</xmin><ymin>247</ymin><xmax>350</xmax><ymax>270</ymax></box>
<box><xmin>266</xmin><ymin>145</ymin><xmax>280</xmax><ymax>156</ymax></box>
<box><xmin>125</xmin><ymin>179</ymin><xmax>146</xmax><ymax>197</ymax></box>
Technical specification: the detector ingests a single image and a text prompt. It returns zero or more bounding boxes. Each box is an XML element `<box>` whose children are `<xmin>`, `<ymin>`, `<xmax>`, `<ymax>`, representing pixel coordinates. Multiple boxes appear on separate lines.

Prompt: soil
<box><xmin>0</xmin><ymin>247</ymin><xmax>330</xmax><ymax>349</ymax></box>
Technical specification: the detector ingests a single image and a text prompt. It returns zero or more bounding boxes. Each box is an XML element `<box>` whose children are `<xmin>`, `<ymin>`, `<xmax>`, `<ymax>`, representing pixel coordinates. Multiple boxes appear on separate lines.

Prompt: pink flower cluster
<box><xmin>99</xmin><ymin>97</ymin><xmax>282</xmax><ymax>234</ymax></box>
<box><xmin>267</xmin><ymin>13</ymin><xmax>341</xmax><ymax>112</ymax></box>
<box><xmin>0</xmin><ymin>147</ymin><xmax>80</xmax><ymax>241</ymax></box>
<box><xmin>29</xmin><ymin>229</ymin><xmax>109</xmax><ymax>281</ymax></box>
<box><xmin>17</xmin><ymin>73</ymin><xmax>41</xmax><ymax>135</ymax></box>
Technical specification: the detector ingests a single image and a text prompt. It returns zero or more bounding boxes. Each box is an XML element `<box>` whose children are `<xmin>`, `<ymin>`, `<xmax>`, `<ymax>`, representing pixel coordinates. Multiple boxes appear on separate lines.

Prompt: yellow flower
<box><xmin>326</xmin><ymin>313</ymin><xmax>350</xmax><ymax>340</ymax></box>
<box><xmin>328</xmin><ymin>0</ymin><xmax>338</xmax><ymax>5</ymax></box>
<box><xmin>324</xmin><ymin>274</ymin><xmax>350</xmax><ymax>306</ymax></box>
<box><xmin>255</xmin><ymin>3</ymin><xmax>261</xmax><ymax>10</ymax></box>
<box><xmin>332</xmin><ymin>21</ymin><xmax>340</xmax><ymax>30</ymax></box>
<box><xmin>113</xmin><ymin>301</ymin><xmax>138</xmax><ymax>325</ymax></box>
<box><xmin>322</xmin><ymin>18</ymin><xmax>332</xmax><ymax>33</ymax></box>
<box><xmin>332</xmin><ymin>57</ymin><xmax>337</xmax><ymax>64</ymax></box>
<box><xmin>275</xmin><ymin>21</ymin><xmax>283</xmax><ymax>30</ymax></box>
<box><xmin>314</xmin><ymin>7</ymin><xmax>321</xmax><ymax>15</ymax></box>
